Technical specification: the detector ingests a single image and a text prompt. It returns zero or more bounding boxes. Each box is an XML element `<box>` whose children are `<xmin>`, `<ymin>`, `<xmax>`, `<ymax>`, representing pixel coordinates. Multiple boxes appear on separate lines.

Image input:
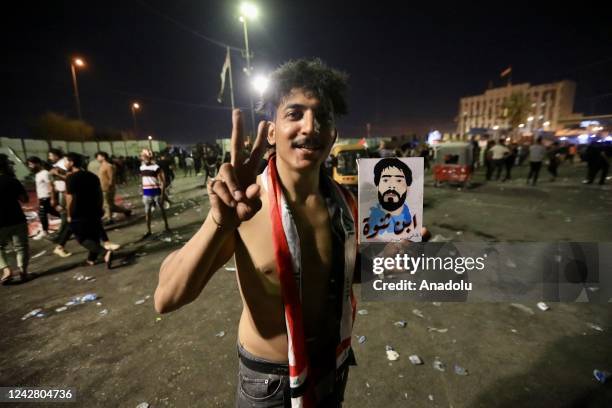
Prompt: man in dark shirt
<box><xmin>0</xmin><ymin>154</ymin><xmax>30</xmax><ymax>283</ymax></box>
<box><xmin>157</xmin><ymin>153</ymin><xmax>174</xmax><ymax>208</ymax></box>
<box><xmin>64</xmin><ymin>153</ymin><xmax>113</xmax><ymax>268</ymax></box>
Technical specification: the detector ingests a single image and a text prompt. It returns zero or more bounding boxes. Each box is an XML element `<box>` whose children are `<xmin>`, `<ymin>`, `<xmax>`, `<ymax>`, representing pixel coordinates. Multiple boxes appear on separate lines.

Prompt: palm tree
<box><xmin>501</xmin><ymin>92</ymin><xmax>532</xmax><ymax>138</ymax></box>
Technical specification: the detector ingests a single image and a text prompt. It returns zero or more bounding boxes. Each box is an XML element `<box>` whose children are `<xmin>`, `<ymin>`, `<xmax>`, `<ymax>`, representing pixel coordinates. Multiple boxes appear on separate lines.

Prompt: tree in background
<box><xmin>29</xmin><ymin>112</ymin><xmax>138</xmax><ymax>149</ymax></box>
<box><xmin>95</xmin><ymin>129</ymin><xmax>136</xmax><ymax>142</ymax></box>
<box><xmin>501</xmin><ymin>92</ymin><xmax>532</xmax><ymax>139</ymax></box>
<box><xmin>29</xmin><ymin>112</ymin><xmax>94</xmax><ymax>148</ymax></box>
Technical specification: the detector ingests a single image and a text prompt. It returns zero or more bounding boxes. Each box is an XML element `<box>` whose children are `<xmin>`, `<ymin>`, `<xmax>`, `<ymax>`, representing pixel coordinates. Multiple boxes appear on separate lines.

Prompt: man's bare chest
<box><xmin>236</xmin><ymin>195</ymin><xmax>335</xmax><ymax>299</ymax></box>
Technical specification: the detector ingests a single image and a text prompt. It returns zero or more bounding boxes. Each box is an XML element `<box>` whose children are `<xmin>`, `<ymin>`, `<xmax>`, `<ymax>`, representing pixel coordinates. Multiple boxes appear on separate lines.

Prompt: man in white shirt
<box><xmin>140</xmin><ymin>149</ymin><xmax>170</xmax><ymax>238</ymax></box>
<box><xmin>27</xmin><ymin>157</ymin><xmax>63</xmax><ymax>243</ymax></box>
<box><xmin>47</xmin><ymin>149</ymin><xmax>73</xmax><ymax>257</ymax></box>
<box><xmin>490</xmin><ymin>139</ymin><xmax>510</xmax><ymax>181</ymax></box>
<box><xmin>184</xmin><ymin>156</ymin><xmax>194</xmax><ymax>177</ymax></box>
<box><xmin>527</xmin><ymin>137</ymin><xmax>546</xmax><ymax>186</ymax></box>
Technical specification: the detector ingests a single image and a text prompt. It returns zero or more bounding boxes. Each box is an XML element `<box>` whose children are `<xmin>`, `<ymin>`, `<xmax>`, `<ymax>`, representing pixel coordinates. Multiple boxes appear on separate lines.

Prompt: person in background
<box><xmin>470</xmin><ymin>137</ymin><xmax>480</xmax><ymax>170</ymax></box>
<box><xmin>174</xmin><ymin>154</ymin><xmax>180</xmax><ymax>174</ymax></box>
<box><xmin>547</xmin><ymin>141</ymin><xmax>561</xmax><ymax>182</ymax></box>
<box><xmin>0</xmin><ymin>154</ymin><xmax>30</xmax><ymax>283</ymax></box>
<box><xmin>140</xmin><ymin>149</ymin><xmax>170</xmax><ymax>239</ymax></box>
<box><xmin>86</xmin><ymin>155</ymin><xmax>100</xmax><ymax>174</ymax></box>
<box><xmin>184</xmin><ymin>155</ymin><xmax>195</xmax><ymax>177</ymax></box>
<box><xmin>194</xmin><ymin>153</ymin><xmax>202</xmax><ymax>176</ymax></box>
<box><xmin>178</xmin><ymin>154</ymin><xmax>186</xmax><ymax>176</ymax></box>
<box><xmin>158</xmin><ymin>152</ymin><xmax>175</xmax><ymax>185</ymax></box>
<box><xmin>26</xmin><ymin>157</ymin><xmax>65</xmax><ymax>247</ymax></box>
<box><xmin>257</xmin><ymin>144</ymin><xmax>276</xmax><ymax>174</ymax></box>
<box><xmin>490</xmin><ymin>138</ymin><xmax>510</xmax><ymax>181</ymax></box>
<box><xmin>202</xmin><ymin>144</ymin><xmax>221</xmax><ymax>185</ymax></box>
<box><xmin>64</xmin><ymin>153</ymin><xmax>114</xmax><ymax>268</ymax></box>
<box><xmin>504</xmin><ymin>143</ymin><xmax>518</xmax><ymax>181</ymax></box>
<box><xmin>484</xmin><ymin>140</ymin><xmax>495</xmax><ymax>181</ymax></box>
<box><xmin>583</xmin><ymin>142</ymin><xmax>610</xmax><ymax>185</ymax></box>
<box><xmin>47</xmin><ymin>148</ymin><xmax>73</xmax><ymax>258</ymax></box>
<box><xmin>114</xmin><ymin>156</ymin><xmax>127</xmax><ymax>185</ymax></box>
<box><xmin>158</xmin><ymin>152</ymin><xmax>174</xmax><ymax>209</ymax></box>
<box><xmin>526</xmin><ymin>137</ymin><xmax>546</xmax><ymax>186</ymax></box>
<box><xmin>96</xmin><ymin>151</ymin><xmax>132</xmax><ymax>224</ymax></box>
<box><xmin>419</xmin><ymin>144</ymin><xmax>431</xmax><ymax>171</ymax></box>
<box><xmin>378</xmin><ymin>140</ymin><xmax>394</xmax><ymax>158</ymax></box>
<box><xmin>519</xmin><ymin>143</ymin><xmax>530</xmax><ymax>165</ymax></box>
<box><xmin>567</xmin><ymin>144</ymin><xmax>577</xmax><ymax>164</ymax></box>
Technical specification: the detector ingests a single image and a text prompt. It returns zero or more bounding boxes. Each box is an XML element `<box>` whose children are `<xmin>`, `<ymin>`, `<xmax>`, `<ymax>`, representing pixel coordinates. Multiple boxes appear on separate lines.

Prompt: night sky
<box><xmin>4</xmin><ymin>1</ymin><xmax>612</xmax><ymax>144</ymax></box>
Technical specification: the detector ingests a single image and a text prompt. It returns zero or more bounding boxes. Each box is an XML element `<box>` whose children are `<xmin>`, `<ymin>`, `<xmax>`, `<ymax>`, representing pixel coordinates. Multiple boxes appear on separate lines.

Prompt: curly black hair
<box><xmin>66</xmin><ymin>152</ymin><xmax>84</xmax><ymax>169</ymax></box>
<box><xmin>262</xmin><ymin>58</ymin><xmax>349</xmax><ymax>118</ymax></box>
<box><xmin>373</xmin><ymin>158</ymin><xmax>413</xmax><ymax>187</ymax></box>
<box><xmin>95</xmin><ymin>151</ymin><xmax>110</xmax><ymax>161</ymax></box>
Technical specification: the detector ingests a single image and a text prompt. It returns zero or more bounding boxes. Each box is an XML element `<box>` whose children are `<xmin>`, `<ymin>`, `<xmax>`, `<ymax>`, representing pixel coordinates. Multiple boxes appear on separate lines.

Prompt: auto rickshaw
<box><xmin>330</xmin><ymin>143</ymin><xmax>368</xmax><ymax>194</ymax></box>
<box><xmin>432</xmin><ymin>142</ymin><xmax>473</xmax><ymax>188</ymax></box>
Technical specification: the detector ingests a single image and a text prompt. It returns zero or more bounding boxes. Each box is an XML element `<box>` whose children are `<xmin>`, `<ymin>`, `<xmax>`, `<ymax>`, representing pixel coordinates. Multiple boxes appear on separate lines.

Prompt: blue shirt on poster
<box><xmin>365</xmin><ymin>203</ymin><xmax>412</xmax><ymax>238</ymax></box>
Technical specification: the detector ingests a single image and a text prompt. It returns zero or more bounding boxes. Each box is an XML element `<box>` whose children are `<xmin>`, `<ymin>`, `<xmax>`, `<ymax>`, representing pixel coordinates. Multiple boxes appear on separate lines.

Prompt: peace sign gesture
<box><xmin>207</xmin><ymin>109</ymin><xmax>268</xmax><ymax>229</ymax></box>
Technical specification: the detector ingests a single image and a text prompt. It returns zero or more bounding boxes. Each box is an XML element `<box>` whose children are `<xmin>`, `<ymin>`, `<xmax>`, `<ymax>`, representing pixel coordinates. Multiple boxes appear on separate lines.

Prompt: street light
<box><xmin>148</xmin><ymin>135</ymin><xmax>153</xmax><ymax>151</ymax></box>
<box><xmin>239</xmin><ymin>2</ymin><xmax>258</xmax><ymax>137</ymax></box>
<box><xmin>131</xmin><ymin>102</ymin><xmax>141</xmax><ymax>138</ymax></box>
<box><xmin>251</xmin><ymin>74</ymin><xmax>269</xmax><ymax>95</ymax></box>
<box><xmin>70</xmin><ymin>57</ymin><xmax>86</xmax><ymax>120</ymax></box>
<box><xmin>239</xmin><ymin>2</ymin><xmax>258</xmax><ymax>19</ymax></box>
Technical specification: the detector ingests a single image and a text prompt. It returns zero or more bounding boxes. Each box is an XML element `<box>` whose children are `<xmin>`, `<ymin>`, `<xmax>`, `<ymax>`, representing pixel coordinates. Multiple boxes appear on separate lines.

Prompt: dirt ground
<box><xmin>1</xmin><ymin>162</ymin><xmax>611</xmax><ymax>407</ymax></box>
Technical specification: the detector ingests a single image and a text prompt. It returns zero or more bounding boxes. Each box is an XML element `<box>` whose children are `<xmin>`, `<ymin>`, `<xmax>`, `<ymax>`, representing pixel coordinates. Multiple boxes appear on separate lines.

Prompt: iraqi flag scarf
<box><xmin>262</xmin><ymin>156</ymin><xmax>357</xmax><ymax>407</ymax></box>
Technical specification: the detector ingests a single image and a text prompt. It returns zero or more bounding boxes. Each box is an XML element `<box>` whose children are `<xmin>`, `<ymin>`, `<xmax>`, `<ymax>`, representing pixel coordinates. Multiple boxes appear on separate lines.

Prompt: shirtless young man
<box><xmin>155</xmin><ymin>59</ymin><xmax>357</xmax><ymax>407</ymax></box>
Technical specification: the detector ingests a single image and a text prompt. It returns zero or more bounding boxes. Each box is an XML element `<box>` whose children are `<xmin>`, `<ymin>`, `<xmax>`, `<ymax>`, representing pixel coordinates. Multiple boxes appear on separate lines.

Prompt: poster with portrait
<box><xmin>358</xmin><ymin>157</ymin><xmax>423</xmax><ymax>242</ymax></box>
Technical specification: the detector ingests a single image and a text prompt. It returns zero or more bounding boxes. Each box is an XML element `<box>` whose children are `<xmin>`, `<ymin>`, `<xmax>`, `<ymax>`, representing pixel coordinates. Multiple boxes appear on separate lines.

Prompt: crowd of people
<box><xmin>0</xmin><ymin>147</ymin><xmax>177</xmax><ymax>285</ymax></box>
<box><xmin>1</xmin><ymin>132</ymin><xmax>608</xmax><ymax>285</ymax></box>
<box><xmin>368</xmin><ymin>136</ymin><xmax>609</xmax><ymax>187</ymax></box>
<box><xmin>481</xmin><ymin>138</ymin><xmax>609</xmax><ymax>186</ymax></box>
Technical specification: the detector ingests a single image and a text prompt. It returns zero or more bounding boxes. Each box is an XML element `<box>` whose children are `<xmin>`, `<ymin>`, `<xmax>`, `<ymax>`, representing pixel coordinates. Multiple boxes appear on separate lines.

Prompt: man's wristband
<box><xmin>210</xmin><ymin>213</ymin><xmax>225</xmax><ymax>230</ymax></box>
<box><xmin>209</xmin><ymin>213</ymin><xmax>238</xmax><ymax>231</ymax></box>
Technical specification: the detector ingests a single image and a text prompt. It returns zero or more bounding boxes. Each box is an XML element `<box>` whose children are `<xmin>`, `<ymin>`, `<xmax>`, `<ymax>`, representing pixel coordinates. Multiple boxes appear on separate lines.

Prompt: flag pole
<box><xmin>227</xmin><ymin>46</ymin><xmax>235</xmax><ymax>110</ymax></box>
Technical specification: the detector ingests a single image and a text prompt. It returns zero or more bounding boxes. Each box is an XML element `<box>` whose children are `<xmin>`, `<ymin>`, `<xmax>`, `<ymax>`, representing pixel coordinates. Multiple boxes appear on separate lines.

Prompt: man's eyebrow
<box><xmin>282</xmin><ymin>103</ymin><xmax>307</xmax><ymax>110</ymax></box>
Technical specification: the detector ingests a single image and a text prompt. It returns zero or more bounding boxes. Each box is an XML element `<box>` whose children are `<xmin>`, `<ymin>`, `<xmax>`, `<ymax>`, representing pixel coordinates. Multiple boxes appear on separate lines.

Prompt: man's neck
<box><xmin>276</xmin><ymin>158</ymin><xmax>321</xmax><ymax>204</ymax></box>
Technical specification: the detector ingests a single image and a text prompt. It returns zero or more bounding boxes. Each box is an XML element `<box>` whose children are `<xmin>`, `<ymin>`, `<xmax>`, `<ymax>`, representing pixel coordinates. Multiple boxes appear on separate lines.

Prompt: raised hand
<box><xmin>207</xmin><ymin>109</ymin><xmax>268</xmax><ymax>229</ymax></box>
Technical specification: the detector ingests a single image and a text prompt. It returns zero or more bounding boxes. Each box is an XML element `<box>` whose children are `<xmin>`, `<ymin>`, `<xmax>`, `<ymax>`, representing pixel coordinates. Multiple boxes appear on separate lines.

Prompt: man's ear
<box><xmin>267</xmin><ymin>121</ymin><xmax>276</xmax><ymax>146</ymax></box>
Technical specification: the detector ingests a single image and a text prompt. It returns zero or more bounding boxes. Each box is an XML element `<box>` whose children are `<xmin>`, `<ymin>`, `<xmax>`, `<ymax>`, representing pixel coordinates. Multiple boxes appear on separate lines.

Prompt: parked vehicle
<box><xmin>330</xmin><ymin>143</ymin><xmax>368</xmax><ymax>194</ymax></box>
<box><xmin>432</xmin><ymin>142</ymin><xmax>473</xmax><ymax>188</ymax></box>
